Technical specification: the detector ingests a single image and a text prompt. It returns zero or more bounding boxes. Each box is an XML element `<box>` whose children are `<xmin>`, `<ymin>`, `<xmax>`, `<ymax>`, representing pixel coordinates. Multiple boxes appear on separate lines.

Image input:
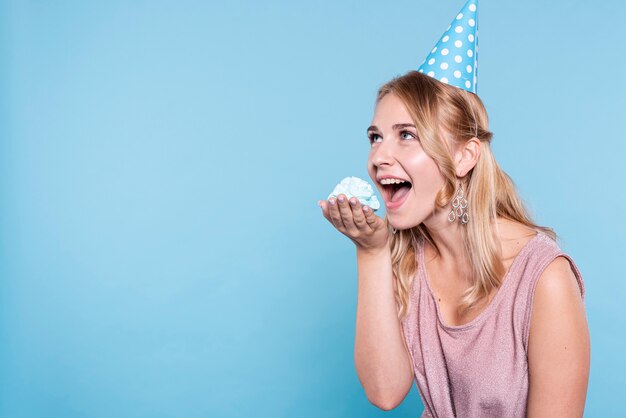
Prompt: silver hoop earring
<box><xmin>447</xmin><ymin>182</ymin><xmax>469</xmax><ymax>224</ymax></box>
<box><xmin>391</xmin><ymin>227</ymin><xmax>397</xmax><ymax>235</ymax></box>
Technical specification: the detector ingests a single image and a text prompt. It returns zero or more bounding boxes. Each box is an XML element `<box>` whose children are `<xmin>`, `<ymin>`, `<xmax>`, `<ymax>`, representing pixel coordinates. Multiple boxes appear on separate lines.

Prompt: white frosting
<box><xmin>328</xmin><ymin>176</ymin><xmax>380</xmax><ymax>211</ymax></box>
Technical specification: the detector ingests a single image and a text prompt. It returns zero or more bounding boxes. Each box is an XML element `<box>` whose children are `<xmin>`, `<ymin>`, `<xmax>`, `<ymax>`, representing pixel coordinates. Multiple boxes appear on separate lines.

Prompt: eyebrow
<box><xmin>366</xmin><ymin>123</ymin><xmax>416</xmax><ymax>134</ymax></box>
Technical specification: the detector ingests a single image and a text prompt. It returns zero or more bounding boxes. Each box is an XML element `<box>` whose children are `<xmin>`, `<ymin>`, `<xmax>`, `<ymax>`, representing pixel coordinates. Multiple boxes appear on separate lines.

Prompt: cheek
<box><xmin>367</xmin><ymin>164</ymin><xmax>376</xmax><ymax>184</ymax></box>
<box><xmin>366</xmin><ymin>164</ymin><xmax>382</xmax><ymax>193</ymax></box>
<box><xmin>407</xmin><ymin>153</ymin><xmax>445</xmax><ymax>196</ymax></box>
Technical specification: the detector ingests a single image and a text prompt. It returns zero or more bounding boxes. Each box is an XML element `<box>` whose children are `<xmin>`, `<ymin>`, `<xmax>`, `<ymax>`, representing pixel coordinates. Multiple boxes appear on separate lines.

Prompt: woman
<box><xmin>318</xmin><ymin>70</ymin><xmax>589</xmax><ymax>416</ymax></box>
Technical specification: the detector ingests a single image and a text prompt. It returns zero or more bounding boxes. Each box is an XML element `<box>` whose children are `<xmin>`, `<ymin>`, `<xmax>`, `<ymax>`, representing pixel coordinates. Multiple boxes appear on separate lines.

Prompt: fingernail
<box><xmin>363</xmin><ymin>206</ymin><xmax>370</xmax><ymax>212</ymax></box>
<box><xmin>329</xmin><ymin>198</ymin><xmax>336</xmax><ymax>205</ymax></box>
<box><xmin>350</xmin><ymin>198</ymin><xmax>356</xmax><ymax>205</ymax></box>
<box><xmin>338</xmin><ymin>196</ymin><xmax>344</xmax><ymax>203</ymax></box>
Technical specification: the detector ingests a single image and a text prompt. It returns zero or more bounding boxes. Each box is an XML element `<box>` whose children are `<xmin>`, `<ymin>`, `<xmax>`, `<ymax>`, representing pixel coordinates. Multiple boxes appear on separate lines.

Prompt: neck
<box><xmin>421</xmin><ymin>208</ymin><xmax>476</xmax><ymax>284</ymax></box>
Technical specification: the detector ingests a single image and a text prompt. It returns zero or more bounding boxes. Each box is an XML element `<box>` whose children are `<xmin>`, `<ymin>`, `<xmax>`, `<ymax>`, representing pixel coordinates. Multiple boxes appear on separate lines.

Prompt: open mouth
<box><xmin>381</xmin><ymin>181</ymin><xmax>413</xmax><ymax>204</ymax></box>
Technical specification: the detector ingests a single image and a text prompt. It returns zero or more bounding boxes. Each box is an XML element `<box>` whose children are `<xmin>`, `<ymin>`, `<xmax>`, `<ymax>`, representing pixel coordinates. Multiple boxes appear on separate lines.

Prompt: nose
<box><xmin>370</xmin><ymin>137</ymin><xmax>395</xmax><ymax>168</ymax></box>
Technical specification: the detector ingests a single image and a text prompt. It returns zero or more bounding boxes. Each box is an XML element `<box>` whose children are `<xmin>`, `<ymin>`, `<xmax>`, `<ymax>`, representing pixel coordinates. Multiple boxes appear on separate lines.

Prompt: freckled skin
<box><xmin>367</xmin><ymin>93</ymin><xmax>447</xmax><ymax>230</ymax></box>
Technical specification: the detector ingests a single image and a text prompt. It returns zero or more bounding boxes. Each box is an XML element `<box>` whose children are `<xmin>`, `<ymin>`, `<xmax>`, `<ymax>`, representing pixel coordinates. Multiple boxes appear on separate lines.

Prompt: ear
<box><xmin>454</xmin><ymin>137</ymin><xmax>481</xmax><ymax>177</ymax></box>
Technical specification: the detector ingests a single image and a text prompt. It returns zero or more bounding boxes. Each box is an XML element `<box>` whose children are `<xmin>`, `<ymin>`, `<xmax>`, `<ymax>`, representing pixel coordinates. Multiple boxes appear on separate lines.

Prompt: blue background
<box><xmin>1</xmin><ymin>1</ymin><xmax>624</xmax><ymax>417</ymax></box>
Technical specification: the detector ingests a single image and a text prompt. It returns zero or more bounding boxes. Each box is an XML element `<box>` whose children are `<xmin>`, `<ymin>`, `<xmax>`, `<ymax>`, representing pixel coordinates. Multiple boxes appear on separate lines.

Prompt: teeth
<box><xmin>380</xmin><ymin>178</ymin><xmax>409</xmax><ymax>185</ymax></box>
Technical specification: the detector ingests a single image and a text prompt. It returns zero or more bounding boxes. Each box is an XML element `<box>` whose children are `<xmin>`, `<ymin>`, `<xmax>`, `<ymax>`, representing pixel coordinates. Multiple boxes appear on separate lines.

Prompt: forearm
<box><xmin>353</xmin><ymin>245</ymin><xmax>413</xmax><ymax>408</ymax></box>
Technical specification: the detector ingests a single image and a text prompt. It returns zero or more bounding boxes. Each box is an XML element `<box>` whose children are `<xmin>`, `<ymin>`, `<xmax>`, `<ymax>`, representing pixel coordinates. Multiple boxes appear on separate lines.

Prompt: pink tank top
<box><xmin>400</xmin><ymin>231</ymin><xmax>586</xmax><ymax>418</ymax></box>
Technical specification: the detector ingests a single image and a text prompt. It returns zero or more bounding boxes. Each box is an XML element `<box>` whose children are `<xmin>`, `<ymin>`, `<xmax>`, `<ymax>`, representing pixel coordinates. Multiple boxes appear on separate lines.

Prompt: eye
<box><xmin>400</xmin><ymin>130</ymin><xmax>417</xmax><ymax>140</ymax></box>
<box><xmin>368</xmin><ymin>133</ymin><xmax>381</xmax><ymax>144</ymax></box>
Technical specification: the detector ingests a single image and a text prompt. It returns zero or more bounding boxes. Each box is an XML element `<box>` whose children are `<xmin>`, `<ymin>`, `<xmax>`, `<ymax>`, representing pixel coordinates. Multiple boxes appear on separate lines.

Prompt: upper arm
<box><xmin>527</xmin><ymin>256</ymin><xmax>590</xmax><ymax>418</ymax></box>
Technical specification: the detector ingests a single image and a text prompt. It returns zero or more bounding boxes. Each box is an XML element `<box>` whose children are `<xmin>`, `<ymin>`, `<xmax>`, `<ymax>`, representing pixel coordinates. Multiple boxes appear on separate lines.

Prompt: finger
<box><xmin>363</xmin><ymin>204</ymin><xmax>380</xmax><ymax>227</ymax></box>
<box><xmin>348</xmin><ymin>197</ymin><xmax>371</xmax><ymax>232</ymax></box>
<box><xmin>320</xmin><ymin>200</ymin><xmax>335</xmax><ymax>224</ymax></box>
<box><xmin>337</xmin><ymin>194</ymin><xmax>357</xmax><ymax>232</ymax></box>
<box><xmin>327</xmin><ymin>196</ymin><xmax>347</xmax><ymax>230</ymax></box>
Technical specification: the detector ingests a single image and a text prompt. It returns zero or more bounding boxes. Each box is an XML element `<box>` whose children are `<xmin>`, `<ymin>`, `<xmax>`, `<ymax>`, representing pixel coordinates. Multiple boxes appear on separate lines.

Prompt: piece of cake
<box><xmin>327</xmin><ymin>176</ymin><xmax>381</xmax><ymax>211</ymax></box>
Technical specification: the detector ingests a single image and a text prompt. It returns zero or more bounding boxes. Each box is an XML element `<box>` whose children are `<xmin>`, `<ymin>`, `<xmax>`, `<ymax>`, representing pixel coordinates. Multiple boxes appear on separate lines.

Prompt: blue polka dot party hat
<box><xmin>418</xmin><ymin>0</ymin><xmax>479</xmax><ymax>94</ymax></box>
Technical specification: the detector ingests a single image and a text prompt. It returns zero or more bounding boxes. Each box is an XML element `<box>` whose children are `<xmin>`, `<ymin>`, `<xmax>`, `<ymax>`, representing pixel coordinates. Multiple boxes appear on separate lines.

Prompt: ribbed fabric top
<box><xmin>400</xmin><ymin>231</ymin><xmax>586</xmax><ymax>418</ymax></box>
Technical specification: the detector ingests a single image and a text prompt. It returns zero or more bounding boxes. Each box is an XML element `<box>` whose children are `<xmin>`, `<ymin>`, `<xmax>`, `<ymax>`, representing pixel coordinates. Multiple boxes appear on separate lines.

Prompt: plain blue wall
<box><xmin>1</xmin><ymin>1</ymin><xmax>624</xmax><ymax>417</ymax></box>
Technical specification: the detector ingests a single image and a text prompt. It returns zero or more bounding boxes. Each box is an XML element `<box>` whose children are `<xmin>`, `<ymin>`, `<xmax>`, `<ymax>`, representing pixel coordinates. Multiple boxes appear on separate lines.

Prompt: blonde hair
<box><xmin>377</xmin><ymin>71</ymin><xmax>557</xmax><ymax>322</ymax></box>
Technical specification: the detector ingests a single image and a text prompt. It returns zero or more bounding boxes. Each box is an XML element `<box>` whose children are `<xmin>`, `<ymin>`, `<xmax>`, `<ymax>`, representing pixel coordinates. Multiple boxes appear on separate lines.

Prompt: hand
<box><xmin>319</xmin><ymin>194</ymin><xmax>390</xmax><ymax>253</ymax></box>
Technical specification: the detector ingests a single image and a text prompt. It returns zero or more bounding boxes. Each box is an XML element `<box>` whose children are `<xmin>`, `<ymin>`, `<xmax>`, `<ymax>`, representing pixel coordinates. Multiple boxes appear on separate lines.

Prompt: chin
<box><xmin>388</xmin><ymin>217</ymin><xmax>420</xmax><ymax>232</ymax></box>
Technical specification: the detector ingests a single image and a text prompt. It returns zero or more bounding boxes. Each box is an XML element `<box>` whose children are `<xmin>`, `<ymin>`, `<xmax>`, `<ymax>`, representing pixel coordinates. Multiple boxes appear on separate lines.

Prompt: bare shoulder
<box><xmin>526</xmin><ymin>255</ymin><xmax>590</xmax><ymax>416</ymax></box>
<box><xmin>494</xmin><ymin>218</ymin><xmax>539</xmax><ymax>261</ymax></box>
<box><xmin>532</xmin><ymin>256</ymin><xmax>585</xmax><ymax>316</ymax></box>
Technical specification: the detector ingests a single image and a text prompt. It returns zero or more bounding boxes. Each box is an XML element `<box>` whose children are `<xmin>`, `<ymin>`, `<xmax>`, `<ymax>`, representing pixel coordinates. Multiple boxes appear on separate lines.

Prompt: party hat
<box><xmin>418</xmin><ymin>0</ymin><xmax>479</xmax><ymax>94</ymax></box>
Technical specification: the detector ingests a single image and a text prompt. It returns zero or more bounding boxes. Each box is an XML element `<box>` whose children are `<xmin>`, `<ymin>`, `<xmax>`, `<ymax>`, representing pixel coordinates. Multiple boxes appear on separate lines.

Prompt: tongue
<box><xmin>390</xmin><ymin>185</ymin><xmax>411</xmax><ymax>202</ymax></box>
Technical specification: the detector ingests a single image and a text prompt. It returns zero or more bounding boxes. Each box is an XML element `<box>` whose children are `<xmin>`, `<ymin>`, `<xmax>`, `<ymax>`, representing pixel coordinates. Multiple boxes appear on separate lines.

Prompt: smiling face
<box><xmin>366</xmin><ymin>92</ymin><xmax>448</xmax><ymax>230</ymax></box>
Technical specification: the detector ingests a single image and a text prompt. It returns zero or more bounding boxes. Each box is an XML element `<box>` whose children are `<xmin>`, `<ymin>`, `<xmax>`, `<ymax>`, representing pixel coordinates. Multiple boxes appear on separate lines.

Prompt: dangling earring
<box><xmin>448</xmin><ymin>182</ymin><xmax>469</xmax><ymax>224</ymax></box>
<box><xmin>391</xmin><ymin>226</ymin><xmax>397</xmax><ymax>235</ymax></box>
